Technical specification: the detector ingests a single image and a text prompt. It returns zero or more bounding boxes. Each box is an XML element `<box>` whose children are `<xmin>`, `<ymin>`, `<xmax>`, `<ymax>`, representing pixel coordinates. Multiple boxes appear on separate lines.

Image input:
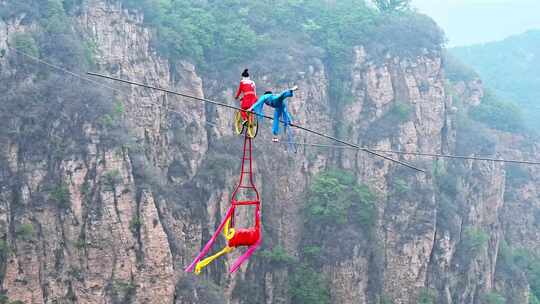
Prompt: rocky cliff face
<box><xmin>0</xmin><ymin>1</ymin><xmax>539</xmax><ymax>304</ymax></box>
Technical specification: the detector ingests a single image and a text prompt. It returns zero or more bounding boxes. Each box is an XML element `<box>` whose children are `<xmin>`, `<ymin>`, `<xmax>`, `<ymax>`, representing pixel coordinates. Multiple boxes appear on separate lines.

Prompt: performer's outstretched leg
<box><xmin>272</xmin><ymin>106</ymin><xmax>284</xmax><ymax>141</ymax></box>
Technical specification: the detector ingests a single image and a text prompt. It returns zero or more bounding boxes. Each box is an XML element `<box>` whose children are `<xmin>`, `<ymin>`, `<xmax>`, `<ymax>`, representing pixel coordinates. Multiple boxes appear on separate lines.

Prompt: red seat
<box><xmin>228</xmin><ymin>227</ymin><xmax>260</xmax><ymax>247</ymax></box>
<box><xmin>228</xmin><ymin>201</ymin><xmax>261</xmax><ymax>248</ymax></box>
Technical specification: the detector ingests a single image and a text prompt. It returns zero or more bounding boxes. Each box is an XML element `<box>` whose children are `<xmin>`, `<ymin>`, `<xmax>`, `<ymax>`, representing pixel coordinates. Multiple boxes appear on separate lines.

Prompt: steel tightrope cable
<box><xmin>6</xmin><ymin>46</ymin><xmax>221</xmax><ymax>130</ymax></box>
<box><xmin>8</xmin><ymin>46</ymin><xmax>540</xmax><ymax>170</ymax></box>
<box><xmin>85</xmin><ymin>72</ymin><xmax>426</xmax><ymax>172</ymax></box>
<box><xmin>278</xmin><ymin>142</ymin><xmax>540</xmax><ymax>165</ymax></box>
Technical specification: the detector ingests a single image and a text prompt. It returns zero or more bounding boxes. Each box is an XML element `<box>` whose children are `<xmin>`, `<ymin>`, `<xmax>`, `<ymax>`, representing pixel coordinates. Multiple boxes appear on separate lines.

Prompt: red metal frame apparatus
<box><xmin>185</xmin><ymin>134</ymin><xmax>261</xmax><ymax>274</ymax></box>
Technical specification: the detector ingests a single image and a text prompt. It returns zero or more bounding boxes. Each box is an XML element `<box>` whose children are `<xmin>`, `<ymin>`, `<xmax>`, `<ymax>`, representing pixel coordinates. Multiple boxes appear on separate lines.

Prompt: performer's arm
<box><xmin>235</xmin><ymin>83</ymin><xmax>242</xmax><ymax>99</ymax></box>
<box><xmin>248</xmin><ymin>95</ymin><xmax>266</xmax><ymax>112</ymax></box>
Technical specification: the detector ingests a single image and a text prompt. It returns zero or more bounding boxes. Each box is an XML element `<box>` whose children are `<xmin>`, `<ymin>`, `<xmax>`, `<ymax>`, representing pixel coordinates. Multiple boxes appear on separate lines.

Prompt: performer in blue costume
<box><xmin>248</xmin><ymin>85</ymin><xmax>298</xmax><ymax>142</ymax></box>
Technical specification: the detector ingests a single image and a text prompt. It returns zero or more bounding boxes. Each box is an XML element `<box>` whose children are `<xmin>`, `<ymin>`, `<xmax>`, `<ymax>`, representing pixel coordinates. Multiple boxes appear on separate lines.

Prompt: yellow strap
<box><xmin>194</xmin><ymin>246</ymin><xmax>234</xmax><ymax>274</ymax></box>
<box><xmin>194</xmin><ymin>216</ymin><xmax>236</xmax><ymax>275</ymax></box>
<box><xmin>224</xmin><ymin>217</ymin><xmax>235</xmax><ymax>240</ymax></box>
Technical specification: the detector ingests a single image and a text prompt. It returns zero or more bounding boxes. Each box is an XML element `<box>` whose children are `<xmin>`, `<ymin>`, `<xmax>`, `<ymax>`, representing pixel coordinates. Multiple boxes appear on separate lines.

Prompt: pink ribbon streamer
<box><xmin>229</xmin><ymin>237</ymin><xmax>262</xmax><ymax>273</ymax></box>
<box><xmin>185</xmin><ymin>206</ymin><xmax>235</xmax><ymax>273</ymax></box>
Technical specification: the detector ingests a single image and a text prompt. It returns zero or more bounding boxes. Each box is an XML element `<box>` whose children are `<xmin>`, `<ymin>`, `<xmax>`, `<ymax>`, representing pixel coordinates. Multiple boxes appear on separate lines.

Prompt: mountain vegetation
<box><xmin>451</xmin><ymin>30</ymin><xmax>540</xmax><ymax>130</ymax></box>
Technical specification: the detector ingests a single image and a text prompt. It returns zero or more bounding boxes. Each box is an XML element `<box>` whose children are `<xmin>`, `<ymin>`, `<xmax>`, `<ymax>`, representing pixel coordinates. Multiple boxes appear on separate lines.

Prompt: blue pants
<box><xmin>271</xmin><ymin>90</ymin><xmax>293</xmax><ymax>135</ymax></box>
<box><xmin>251</xmin><ymin>89</ymin><xmax>294</xmax><ymax>136</ymax></box>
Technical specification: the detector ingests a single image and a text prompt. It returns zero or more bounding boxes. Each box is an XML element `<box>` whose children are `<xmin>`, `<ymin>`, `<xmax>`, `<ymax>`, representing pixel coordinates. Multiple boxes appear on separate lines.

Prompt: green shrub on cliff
<box><xmin>462</xmin><ymin>227</ymin><xmax>489</xmax><ymax>256</ymax></box>
<box><xmin>505</xmin><ymin>163</ymin><xmax>530</xmax><ymax>188</ymax></box>
<box><xmin>50</xmin><ymin>182</ymin><xmax>71</xmax><ymax>208</ymax></box>
<box><xmin>103</xmin><ymin>170</ymin><xmax>122</xmax><ymax>191</ymax></box>
<box><xmin>482</xmin><ymin>292</ymin><xmax>506</xmax><ymax>304</ymax></box>
<box><xmin>117</xmin><ymin>0</ymin><xmax>444</xmax><ymax>68</ymax></box>
<box><xmin>11</xmin><ymin>33</ymin><xmax>39</xmax><ymax>57</ymax></box>
<box><xmin>305</xmin><ymin>170</ymin><xmax>376</xmax><ymax>228</ymax></box>
<box><xmin>16</xmin><ymin>223</ymin><xmax>35</xmax><ymax>241</ymax></box>
<box><xmin>259</xmin><ymin>246</ymin><xmax>296</xmax><ymax>266</ymax></box>
<box><xmin>530</xmin><ymin>292</ymin><xmax>540</xmax><ymax>304</ymax></box>
<box><xmin>373</xmin><ymin>0</ymin><xmax>411</xmax><ymax>12</ymax></box>
<box><xmin>1</xmin><ymin>0</ymin><xmax>124</xmax><ymax>165</ymax></box>
<box><xmin>289</xmin><ymin>264</ymin><xmax>331</xmax><ymax>304</ymax></box>
<box><xmin>525</xmin><ymin>257</ymin><xmax>540</xmax><ymax>301</ymax></box>
<box><xmin>129</xmin><ymin>216</ymin><xmax>142</xmax><ymax>234</ymax></box>
<box><xmin>451</xmin><ymin>30</ymin><xmax>540</xmax><ymax>130</ymax></box>
<box><xmin>393</xmin><ymin>103</ymin><xmax>413</xmax><ymax>121</ymax></box>
<box><xmin>418</xmin><ymin>288</ymin><xmax>436</xmax><ymax>304</ymax></box>
<box><xmin>0</xmin><ymin>239</ymin><xmax>6</xmax><ymax>251</ymax></box>
<box><xmin>470</xmin><ymin>91</ymin><xmax>524</xmax><ymax>133</ymax></box>
<box><xmin>368</xmin><ymin>11</ymin><xmax>444</xmax><ymax>57</ymax></box>
<box><xmin>496</xmin><ymin>243</ymin><xmax>540</xmax><ymax>301</ymax></box>
<box><xmin>443</xmin><ymin>52</ymin><xmax>478</xmax><ymax>82</ymax></box>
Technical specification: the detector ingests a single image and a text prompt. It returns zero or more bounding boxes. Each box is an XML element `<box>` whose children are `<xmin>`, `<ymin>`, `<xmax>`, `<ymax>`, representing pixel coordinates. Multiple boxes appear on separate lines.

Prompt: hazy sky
<box><xmin>411</xmin><ymin>0</ymin><xmax>540</xmax><ymax>46</ymax></box>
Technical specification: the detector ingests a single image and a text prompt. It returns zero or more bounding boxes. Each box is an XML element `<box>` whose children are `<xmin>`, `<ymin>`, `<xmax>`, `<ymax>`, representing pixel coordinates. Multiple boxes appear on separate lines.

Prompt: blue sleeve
<box><xmin>250</xmin><ymin>95</ymin><xmax>266</xmax><ymax>110</ymax></box>
<box><xmin>251</xmin><ymin>95</ymin><xmax>267</xmax><ymax>117</ymax></box>
<box><xmin>273</xmin><ymin>90</ymin><xmax>293</xmax><ymax>105</ymax></box>
<box><xmin>283</xmin><ymin>89</ymin><xmax>293</xmax><ymax>98</ymax></box>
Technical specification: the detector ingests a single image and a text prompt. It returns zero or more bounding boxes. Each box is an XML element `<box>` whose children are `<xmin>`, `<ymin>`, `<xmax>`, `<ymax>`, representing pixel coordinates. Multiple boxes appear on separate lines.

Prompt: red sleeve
<box><xmin>235</xmin><ymin>83</ymin><xmax>242</xmax><ymax>99</ymax></box>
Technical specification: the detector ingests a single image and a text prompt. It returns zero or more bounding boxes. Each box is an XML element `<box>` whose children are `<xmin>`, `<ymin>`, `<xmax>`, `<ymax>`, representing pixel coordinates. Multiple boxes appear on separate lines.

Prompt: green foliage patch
<box><xmin>443</xmin><ymin>52</ymin><xmax>478</xmax><ymax>82</ymax></box>
<box><xmin>455</xmin><ymin>113</ymin><xmax>498</xmax><ymax>156</ymax></box>
<box><xmin>305</xmin><ymin>170</ymin><xmax>376</xmax><ymax>228</ymax></box>
<box><xmin>287</xmin><ymin>169</ymin><xmax>379</xmax><ymax>303</ymax></box>
<box><xmin>451</xmin><ymin>30</ymin><xmax>540</xmax><ymax>130</ymax></box>
<box><xmin>0</xmin><ymin>294</ymin><xmax>25</xmax><ymax>304</ymax></box>
<box><xmin>129</xmin><ymin>216</ymin><xmax>142</xmax><ymax>234</ymax></box>
<box><xmin>418</xmin><ymin>288</ymin><xmax>436</xmax><ymax>304</ymax></box>
<box><xmin>469</xmin><ymin>91</ymin><xmax>525</xmax><ymax>133</ymax></box>
<box><xmin>103</xmin><ymin>170</ymin><xmax>122</xmax><ymax>191</ymax></box>
<box><xmin>259</xmin><ymin>246</ymin><xmax>296</xmax><ymax>266</ymax></box>
<box><xmin>366</xmin><ymin>101</ymin><xmax>415</xmax><ymax>141</ymax></box>
<box><xmin>16</xmin><ymin>223</ymin><xmax>35</xmax><ymax>241</ymax></box>
<box><xmin>0</xmin><ymin>239</ymin><xmax>8</xmax><ymax>255</ymax></box>
<box><xmin>432</xmin><ymin>160</ymin><xmax>461</xmax><ymax>229</ymax></box>
<box><xmin>117</xmin><ymin>0</ymin><xmax>443</xmax><ymax>72</ymax></box>
<box><xmin>11</xmin><ymin>33</ymin><xmax>39</xmax><ymax>57</ymax></box>
<box><xmin>482</xmin><ymin>292</ymin><xmax>506</xmax><ymax>304</ymax></box>
<box><xmin>50</xmin><ymin>182</ymin><xmax>71</xmax><ymax>208</ymax></box>
<box><xmin>368</xmin><ymin>11</ymin><xmax>444</xmax><ymax>57</ymax></box>
<box><xmin>390</xmin><ymin>102</ymin><xmax>414</xmax><ymax>122</ymax></box>
<box><xmin>0</xmin><ymin>239</ymin><xmax>9</xmax><ymax>282</ymax></box>
<box><xmin>373</xmin><ymin>0</ymin><xmax>410</xmax><ymax>12</ymax></box>
<box><xmin>530</xmin><ymin>292</ymin><xmax>540</xmax><ymax>304</ymax></box>
<box><xmin>461</xmin><ymin>227</ymin><xmax>489</xmax><ymax>256</ymax></box>
<box><xmin>0</xmin><ymin>0</ymin><xmax>127</xmax><ymax>165</ymax></box>
<box><xmin>505</xmin><ymin>164</ymin><xmax>530</xmax><ymax>187</ymax></box>
<box><xmin>289</xmin><ymin>264</ymin><xmax>331</xmax><ymax>304</ymax></box>
<box><xmin>394</xmin><ymin>178</ymin><xmax>410</xmax><ymax>194</ymax></box>
<box><xmin>497</xmin><ymin>244</ymin><xmax>540</xmax><ymax>302</ymax></box>
<box><xmin>111</xmin><ymin>279</ymin><xmax>136</xmax><ymax>304</ymax></box>
<box><xmin>380</xmin><ymin>295</ymin><xmax>394</xmax><ymax>304</ymax></box>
